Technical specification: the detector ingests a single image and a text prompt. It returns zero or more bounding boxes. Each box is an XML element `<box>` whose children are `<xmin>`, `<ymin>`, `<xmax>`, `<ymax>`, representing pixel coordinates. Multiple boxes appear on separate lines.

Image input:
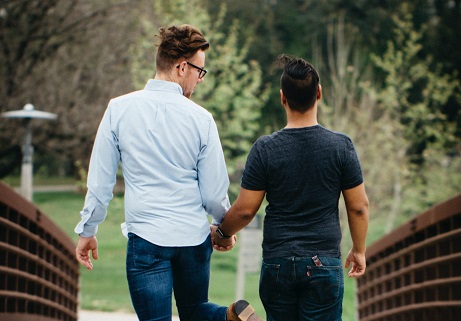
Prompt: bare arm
<box><xmin>343</xmin><ymin>183</ymin><xmax>369</xmax><ymax>277</ymax></box>
<box><xmin>211</xmin><ymin>187</ymin><xmax>265</xmax><ymax>250</ymax></box>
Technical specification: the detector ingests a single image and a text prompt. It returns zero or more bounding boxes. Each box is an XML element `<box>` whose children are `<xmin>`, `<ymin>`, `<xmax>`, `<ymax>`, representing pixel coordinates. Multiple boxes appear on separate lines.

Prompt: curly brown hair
<box><xmin>155</xmin><ymin>24</ymin><xmax>209</xmax><ymax>73</ymax></box>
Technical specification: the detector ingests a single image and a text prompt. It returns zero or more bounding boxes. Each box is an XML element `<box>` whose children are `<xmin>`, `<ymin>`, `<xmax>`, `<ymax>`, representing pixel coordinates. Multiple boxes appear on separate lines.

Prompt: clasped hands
<box><xmin>210</xmin><ymin>225</ymin><xmax>237</xmax><ymax>252</ymax></box>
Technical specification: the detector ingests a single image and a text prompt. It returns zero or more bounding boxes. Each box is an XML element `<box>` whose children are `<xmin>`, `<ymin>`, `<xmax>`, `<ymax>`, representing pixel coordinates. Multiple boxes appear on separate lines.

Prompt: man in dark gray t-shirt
<box><xmin>211</xmin><ymin>55</ymin><xmax>369</xmax><ymax>321</ymax></box>
<box><xmin>242</xmin><ymin>125</ymin><xmax>363</xmax><ymax>260</ymax></box>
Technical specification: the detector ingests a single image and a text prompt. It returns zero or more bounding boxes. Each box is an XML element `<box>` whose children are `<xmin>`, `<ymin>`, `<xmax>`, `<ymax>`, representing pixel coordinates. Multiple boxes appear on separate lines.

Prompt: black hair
<box><xmin>274</xmin><ymin>54</ymin><xmax>320</xmax><ymax>112</ymax></box>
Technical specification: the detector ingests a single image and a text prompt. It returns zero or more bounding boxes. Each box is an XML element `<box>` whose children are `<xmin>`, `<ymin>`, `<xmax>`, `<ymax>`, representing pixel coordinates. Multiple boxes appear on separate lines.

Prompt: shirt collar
<box><xmin>144</xmin><ymin>79</ymin><xmax>183</xmax><ymax>95</ymax></box>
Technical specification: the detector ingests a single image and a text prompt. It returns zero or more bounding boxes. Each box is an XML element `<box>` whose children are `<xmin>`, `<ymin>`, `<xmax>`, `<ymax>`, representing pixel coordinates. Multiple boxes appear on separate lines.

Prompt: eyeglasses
<box><xmin>187</xmin><ymin>62</ymin><xmax>208</xmax><ymax>79</ymax></box>
<box><xmin>177</xmin><ymin>61</ymin><xmax>207</xmax><ymax>79</ymax></box>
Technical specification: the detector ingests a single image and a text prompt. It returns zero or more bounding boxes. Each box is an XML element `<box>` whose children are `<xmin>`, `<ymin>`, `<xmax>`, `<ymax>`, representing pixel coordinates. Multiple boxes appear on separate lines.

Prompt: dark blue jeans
<box><xmin>126</xmin><ymin>233</ymin><xmax>227</xmax><ymax>321</ymax></box>
<box><xmin>259</xmin><ymin>256</ymin><xmax>344</xmax><ymax>321</ymax></box>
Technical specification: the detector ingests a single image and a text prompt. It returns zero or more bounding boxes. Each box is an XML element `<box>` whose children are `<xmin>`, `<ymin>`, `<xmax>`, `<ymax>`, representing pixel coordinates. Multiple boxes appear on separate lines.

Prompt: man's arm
<box><xmin>211</xmin><ymin>187</ymin><xmax>265</xmax><ymax>250</ymax></box>
<box><xmin>74</xmin><ymin>104</ymin><xmax>120</xmax><ymax>267</ymax></box>
<box><xmin>343</xmin><ymin>182</ymin><xmax>369</xmax><ymax>277</ymax></box>
<box><xmin>197</xmin><ymin>119</ymin><xmax>231</xmax><ymax>224</ymax></box>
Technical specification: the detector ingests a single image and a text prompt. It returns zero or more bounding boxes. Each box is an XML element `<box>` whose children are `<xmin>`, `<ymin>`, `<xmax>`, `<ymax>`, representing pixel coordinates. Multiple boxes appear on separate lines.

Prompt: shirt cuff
<box><xmin>74</xmin><ymin>211</ymin><xmax>98</xmax><ymax>237</ymax></box>
<box><xmin>74</xmin><ymin>203</ymin><xmax>106</xmax><ymax>237</ymax></box>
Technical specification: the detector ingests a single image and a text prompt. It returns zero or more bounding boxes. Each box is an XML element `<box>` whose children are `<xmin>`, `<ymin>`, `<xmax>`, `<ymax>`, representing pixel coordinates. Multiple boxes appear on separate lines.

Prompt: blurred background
<box><xmin>1</xmin><ymin>0</ymin><xmax>460</xmax><ymax>320</ymax></box>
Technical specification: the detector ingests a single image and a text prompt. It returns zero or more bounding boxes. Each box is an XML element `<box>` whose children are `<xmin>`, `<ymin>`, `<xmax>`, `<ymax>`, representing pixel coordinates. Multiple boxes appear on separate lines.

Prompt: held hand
<box><xmin>76</xmin><ymin>235</ymin><xmax>99</xmax><ymax>271</ymax></box>
<box><xmin>344</xmin><ymin>248</ymin><xmax>366</xmax><ymax>277</ymax></box>
<box><xmin>213</xmin><ymin>234</ymin><xmax>237</xmax><ymax>252</ymax></box>
<box><xmin>210</xmin><ymin>225</ymin><xmax>237</xmax><ymax>252</ymax></box>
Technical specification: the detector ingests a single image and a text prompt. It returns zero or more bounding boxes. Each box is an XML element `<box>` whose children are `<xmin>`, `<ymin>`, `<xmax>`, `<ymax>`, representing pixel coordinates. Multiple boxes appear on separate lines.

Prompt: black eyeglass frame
<box><xmin>176</xmin><ymin>61</ymin><xmax>207</xmax><ymax>79</ymax></box>
<box><xmin>187</xmin><ymin>62</ymin><xmax>207</xmax><ymax>79</ymax></box>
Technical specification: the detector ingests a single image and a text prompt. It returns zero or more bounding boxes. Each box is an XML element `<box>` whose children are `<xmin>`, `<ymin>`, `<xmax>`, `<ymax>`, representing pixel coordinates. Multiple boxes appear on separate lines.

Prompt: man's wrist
<box><xmin>216</xmin><ymin>226</ymin><xmax>231</xmax><ymax>239</ymax></box>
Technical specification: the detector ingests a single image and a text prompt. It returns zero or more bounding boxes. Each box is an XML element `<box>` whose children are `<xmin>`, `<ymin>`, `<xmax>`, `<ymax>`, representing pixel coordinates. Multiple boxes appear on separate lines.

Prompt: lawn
<box><xmin>33</xmin><ymin>190</ymin><xmax>359</xmax><ymax>320</ymax></box>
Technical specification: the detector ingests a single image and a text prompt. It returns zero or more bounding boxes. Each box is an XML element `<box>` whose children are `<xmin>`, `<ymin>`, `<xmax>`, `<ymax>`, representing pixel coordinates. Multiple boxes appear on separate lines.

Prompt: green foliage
<box><xmin>371</xmin><ymin>4</ymin><xmax>459</xmax><ymax>166</ymax></box>
<box><xmin>400</xmin><ymin>150</ymin><xmax>461</xmax><ymax>217</ymax></box>
<box><xmin>368</xmin><ymin>4</ymin><xmax>461</xmax><ymax>228</ymax></box>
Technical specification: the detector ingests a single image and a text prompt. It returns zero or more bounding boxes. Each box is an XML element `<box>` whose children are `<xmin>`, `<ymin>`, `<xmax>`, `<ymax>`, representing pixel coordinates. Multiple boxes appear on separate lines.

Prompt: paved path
<box><xmin>14</xmin><ymin>184</ymin><xmax>79</xmax><ymax>193</ymax></box>
<box><xmin>79</xmin><ymin>310</ymin><xmax>180</xmax><ymax>321</ymax></box>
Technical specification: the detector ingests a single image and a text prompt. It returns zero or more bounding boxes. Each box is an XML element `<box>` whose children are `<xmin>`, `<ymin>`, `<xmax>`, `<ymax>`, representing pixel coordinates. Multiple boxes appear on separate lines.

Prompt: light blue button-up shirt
<box><xmin>75</xmin><ymin>80</ymin><xmax>230</xmax><ymax>246</ymax></box>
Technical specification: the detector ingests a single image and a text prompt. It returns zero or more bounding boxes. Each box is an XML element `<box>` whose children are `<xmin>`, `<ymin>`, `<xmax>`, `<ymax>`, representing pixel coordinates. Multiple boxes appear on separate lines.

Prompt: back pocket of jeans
<box><xmin>306</xmin><ymin>264</ymin><xmax>343</xmax><ymax>305</ymax></box>
<box><xmin>130</xmin><ymin>235</ymin><xmax>163</xmax><ymax>269</ymax></box>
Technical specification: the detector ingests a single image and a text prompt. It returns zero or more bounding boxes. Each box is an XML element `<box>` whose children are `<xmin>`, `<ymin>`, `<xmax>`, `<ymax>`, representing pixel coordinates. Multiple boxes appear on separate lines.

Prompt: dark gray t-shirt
<box><xmin>241</xmin><ymin>125</ymin><xmax>363</xmax><ymax>259</ymax></box>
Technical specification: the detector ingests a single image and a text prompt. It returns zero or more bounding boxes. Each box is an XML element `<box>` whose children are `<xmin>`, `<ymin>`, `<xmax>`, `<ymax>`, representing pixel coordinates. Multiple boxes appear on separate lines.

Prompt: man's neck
<box><xmin>285</xmin><ymin>105</ymin><xmax>318</xmax><ymax>128</ymax></box>
<box><xmin>285</xmin><ymin>119</ymin><xmax>318</xmax><ymax>128</ymax></box>
<box><xmin>154</xmin><ymin>71</ymin><xmax>178</xmax><ymax>83</ymax></box>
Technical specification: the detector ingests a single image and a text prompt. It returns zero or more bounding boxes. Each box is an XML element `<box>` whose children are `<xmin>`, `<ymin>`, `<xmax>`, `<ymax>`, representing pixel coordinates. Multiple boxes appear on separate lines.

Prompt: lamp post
<box><xmin>1</xmin><ymin>104</ymin><xmax>57</xmax><ymax>201</ymax></box>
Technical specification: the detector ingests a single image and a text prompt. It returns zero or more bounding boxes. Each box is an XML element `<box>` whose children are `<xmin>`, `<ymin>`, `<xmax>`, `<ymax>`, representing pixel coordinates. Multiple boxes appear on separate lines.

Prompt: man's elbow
<box><xmin>348</xmin><ymin>196</ymin><xmax>369</xmax><ymax>217</ymax></box>
<box><xmin>238</xmin><ymin>210</ymin><xmax>257</xmax><ymax>222</ymax></box>
<box><xmin>351</xmin><ymin>201</ymin><xmax>369</xmax><ymax>218</ymax></box>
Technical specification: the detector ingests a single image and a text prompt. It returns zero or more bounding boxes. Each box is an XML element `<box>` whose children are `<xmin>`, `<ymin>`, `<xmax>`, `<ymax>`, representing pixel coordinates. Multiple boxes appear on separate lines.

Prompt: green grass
<box><xmin>2</xmin><ymin>175</ymin><xmax>76</xmax><ymax>187</ymax></box>
<box><xmin>33</xmin><ymin>190</ymin><xmax>360</xmax><ymax>320</ymax></box>
<box><xmin>34</xmin><ymin>192</ymin><xmax>132</xmax><ymax>312</ymax></box>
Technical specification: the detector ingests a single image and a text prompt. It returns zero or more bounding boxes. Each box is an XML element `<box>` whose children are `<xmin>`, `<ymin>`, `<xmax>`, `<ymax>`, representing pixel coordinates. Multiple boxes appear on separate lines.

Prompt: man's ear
<box><xmin>317</xmin><ymin>84</ymin><xmax>322</xmax><ymax>100</ymax></box>
<box><xmin>280</xmin><ymin>89</ymin><xmax>287</xmax><ymax>105</ymax></box>
<box><xmin>176</xmin><ymin>61</ymin><xmax>187</xmax><ymax>77</ymax></box>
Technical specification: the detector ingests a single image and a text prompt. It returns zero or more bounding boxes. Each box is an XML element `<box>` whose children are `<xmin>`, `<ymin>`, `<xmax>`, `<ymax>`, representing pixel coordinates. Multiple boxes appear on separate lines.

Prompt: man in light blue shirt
<box><xmin>74</xmin><ymin>24</ymin><xmax>263</xmax><ymax>321</ymax></box>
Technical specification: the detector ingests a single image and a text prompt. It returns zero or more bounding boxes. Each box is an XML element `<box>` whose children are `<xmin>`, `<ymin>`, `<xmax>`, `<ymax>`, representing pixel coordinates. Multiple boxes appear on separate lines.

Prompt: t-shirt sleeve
<box><xmin>340</xmin><ymin>137</ymin><xmax>364</xmax><ymax>190</ymax></box>
<box><xmin>241</xmin><ymin>138</ymin><xmax>267</xmax><ymax>191</ymax></box>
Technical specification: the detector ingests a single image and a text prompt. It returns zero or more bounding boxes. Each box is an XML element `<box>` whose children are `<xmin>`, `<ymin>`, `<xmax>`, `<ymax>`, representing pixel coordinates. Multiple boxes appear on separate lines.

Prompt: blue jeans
<box><xmin>126</xmin><ymin>233</ymin><xmax>227</xmax><ymax>321</ymax></box>
<box><xmin>259</xmin><ymin>256</ymin><xmax>344</xmax><ymax>321</ymax></box>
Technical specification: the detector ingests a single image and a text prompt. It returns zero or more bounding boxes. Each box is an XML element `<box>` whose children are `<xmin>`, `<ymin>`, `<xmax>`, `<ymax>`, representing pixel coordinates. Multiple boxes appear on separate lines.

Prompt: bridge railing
<box><xmin>356</xmin><ymin>193</ymin><xmax>461</xmax><ymax>321</ymax></box>
<box><xmin>0</xmin><ymin>182</ymin><xmax>79</xmax><ymax>321</ymax></box>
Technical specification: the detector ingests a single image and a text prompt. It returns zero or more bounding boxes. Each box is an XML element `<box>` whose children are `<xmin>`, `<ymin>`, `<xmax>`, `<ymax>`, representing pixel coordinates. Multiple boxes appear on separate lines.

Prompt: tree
<box><xmin>131</xmin><ymin>0</ymin><xmax>269</xmax><ymax>198</ymax></box>
<box><xmin>371</xmin><ymin>4</ymin><xmax>461</xmax><ymax>228</ymax></box>
<box><xmin>0</xmin><ymin>0</ymin><xmax>136</xmax><ymax>177</ymax></box>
